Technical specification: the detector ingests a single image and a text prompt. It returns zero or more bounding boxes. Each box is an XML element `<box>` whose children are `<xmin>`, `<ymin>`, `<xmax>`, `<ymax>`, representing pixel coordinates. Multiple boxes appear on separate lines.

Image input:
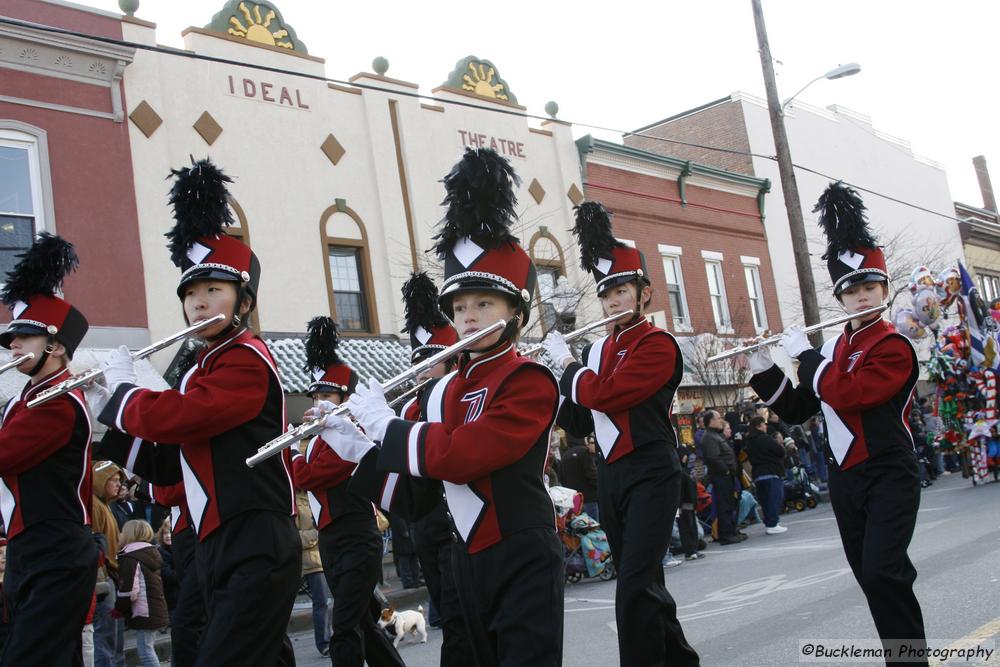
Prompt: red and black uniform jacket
<box><xmin>0</xmin><ymin>367</ymin><xmax>92</xmax><ymax>539</ymax></box>
<box><xmin>97</xmin><ymin>329</ymin><xmax>295</xmax><ymax>540</ymax></box>
<box><xmin>557</xmin><ymin>318</ymin><xmax>682</xmax><ymax>470</ymax></box>
<box><xmin>148</xmin><ymin>481</ymin><xmax>191</xmax><ymax>538</ymax></box>
<box><xmin>291</xmin><ymin>433</ymin><xmax>374</xmax><ymax>531</ymax></box>
<box><xmin>749</xmin><ymin>318</ymin><xmax>918</xmax><ymax>471</ymax></box>
<box><xmin>367</xmin><ymin>345</ymin><xmax>559</xmax><ymax>554</ymax></box>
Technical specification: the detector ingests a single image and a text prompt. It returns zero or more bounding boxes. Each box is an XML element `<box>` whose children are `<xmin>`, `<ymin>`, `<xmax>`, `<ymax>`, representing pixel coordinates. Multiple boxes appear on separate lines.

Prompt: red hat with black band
<box><xmin>0</xmin><ymin>233</ymin><xmax>88</xmax><ymax>360</ymax></box>
<box><xmin>165</xmin><ymin>157</ymin><xmax>260</xmax><ymax>307</ymax></box>
<box><xmin>401</xmin><ymin>271</ymin><xmax>458</xmax><ymax>363</ymax></box>
<box><xmin>303</xmin><ymin>316</ymin><xmax>357</xmax><ymax>397</ymax></box>
<box><xmin>814</xmin><ymin>181</ymin><xmax>888</xmax><ymax>296</ymax></box>
<box><xmin>432</xmin><ymin>148</ymin><xmax>537</xmax><ymax>329</ymax></box>
<box><xmin>572</xmin><ymin>201</ymin><xmax>649</xmax><ymax>295</ymax></box>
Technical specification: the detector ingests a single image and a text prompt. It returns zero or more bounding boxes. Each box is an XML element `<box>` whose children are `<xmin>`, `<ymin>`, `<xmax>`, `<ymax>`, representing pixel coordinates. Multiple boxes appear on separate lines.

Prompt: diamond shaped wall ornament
<box><xmin>193</xmin><ymin>111</ymin><xmax>223</xmax><ymax>145</ymax></box>
<box><xmin>528</xmin><ymin>178</ymin><xmax>546</xmax><ymax>204</ymax></box>
<box><xmin>321</xmin><ymin>134</ymin><xmax>346</xmax><ymax>166</ymax></box>
<box><xmin>129</xmin><ymin>100</ymin><xmax>162</xmax><ymax>138</ymax></box>
<box><xmin>567</xmin><ymin>183</ymin><xmax>584</xmax><ymax>205</ymax></box>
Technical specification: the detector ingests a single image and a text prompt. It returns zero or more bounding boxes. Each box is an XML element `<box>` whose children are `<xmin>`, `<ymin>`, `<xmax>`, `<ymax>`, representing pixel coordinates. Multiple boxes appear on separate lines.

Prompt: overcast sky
<box><xmin>78</xmin><ymin>0</ymin><xmax>998</xmax><ymax>211</ymax></box>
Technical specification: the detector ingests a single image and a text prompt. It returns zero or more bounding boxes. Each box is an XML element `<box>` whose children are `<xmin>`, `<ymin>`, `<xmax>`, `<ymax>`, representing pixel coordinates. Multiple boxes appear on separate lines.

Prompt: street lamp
<box><xmin>750</xmin><ymin>0</ymin><xmax>860</xmax><ymax>345</ymax></box>
<box><xmin>781</xmin><ymin>63</ymin><xmax>861</xmax><ymax>112</ymax></box>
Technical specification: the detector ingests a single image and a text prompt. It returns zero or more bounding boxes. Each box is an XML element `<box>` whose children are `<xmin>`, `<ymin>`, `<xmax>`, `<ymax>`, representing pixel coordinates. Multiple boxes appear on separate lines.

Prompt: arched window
<box><xmin>320</xmin><ymin>205</ymin><xmax>379</xmax><ymax>334</ymax></box>
<box><xmin>528</xmin><ymin>231</ymin><xmax>570</xmax><ymax>335</ymax></box>
<box><xmin>0</xmin><ymin>122</ymin><xmax>55</xmax><ymax>279</ymax></box>
<box><xmin>225</xmin><ymin>197</ymin><xmax>260</xmax><ymax>332</ymax></box>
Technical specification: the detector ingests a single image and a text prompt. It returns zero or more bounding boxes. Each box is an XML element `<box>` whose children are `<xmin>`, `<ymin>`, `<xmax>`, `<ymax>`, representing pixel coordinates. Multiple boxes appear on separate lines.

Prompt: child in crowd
<box><xmin>117</xmin><ymin>520</ymin><xmax>169</xmax><ymax>667</ymax></box>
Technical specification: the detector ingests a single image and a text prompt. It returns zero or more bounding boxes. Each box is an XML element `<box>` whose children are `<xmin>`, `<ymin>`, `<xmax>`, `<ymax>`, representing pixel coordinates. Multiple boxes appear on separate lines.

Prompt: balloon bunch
<box><xmin>894</xmin><ymin>266</ymin><xmax>950</xmax><ymax>341</ymax></box>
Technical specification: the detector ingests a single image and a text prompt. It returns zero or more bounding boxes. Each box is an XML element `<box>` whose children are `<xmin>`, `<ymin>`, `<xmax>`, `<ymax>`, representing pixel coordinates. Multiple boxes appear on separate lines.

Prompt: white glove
<box><xmin>320</xmin><ymin>414</ymin><xmax>375</xmax><ymax>463</ymax></box>
<box><xmin>747</xmin><ymin>343</ymin><xmax>774</xmax><ymax>375</ymax></box>
<box><xmin>780</xmin><ymin>326</ymin><xmax>812</xmax><ymax>359</ymax></box>
<box><xmin>102</xmin><ymin>345</ymin><xmax>136</xmax><ymax>391</ymax></box>
<box><xmin>84</xmin><ymin>376</ymin><xmax>111</xmax><ymax>416</ymax></box>
<box><xmin>542</xmin><ymin>331</ymin><xmax>574</xmax><ymax>366</ymax></box>
<box><xmin>345</xmin><ymin>378</ymin><xmax>395</xmax><ymax>443</ymax></box>
<box><xmin>304</xmin><ymin>400</ymin><xmax>336</xmax><ymax>423</ymax></box>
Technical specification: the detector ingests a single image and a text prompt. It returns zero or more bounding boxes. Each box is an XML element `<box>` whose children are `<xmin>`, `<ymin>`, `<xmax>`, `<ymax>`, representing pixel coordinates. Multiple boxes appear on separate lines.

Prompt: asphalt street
<box><xmin>291</xmin><ymin>471</ymin><xmax>1000</xmax><ymax>666</ymax></box>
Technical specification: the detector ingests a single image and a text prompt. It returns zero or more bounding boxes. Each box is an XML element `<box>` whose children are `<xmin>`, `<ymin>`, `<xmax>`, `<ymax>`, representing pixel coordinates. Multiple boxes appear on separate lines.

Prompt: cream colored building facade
<box><xmin>119</xmin><ymin>1</ymin><xmax>595</xmax><ymax>371</ymax></box>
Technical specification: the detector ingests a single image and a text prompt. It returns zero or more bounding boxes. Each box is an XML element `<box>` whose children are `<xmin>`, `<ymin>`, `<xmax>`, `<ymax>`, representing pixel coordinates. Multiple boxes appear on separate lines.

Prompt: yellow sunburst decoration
<box><xmin>227</xmin><ymin>2</ymin><xmax>291</xmax><ymax>49</ymax></box>
<box><xmin>462</xmin><ymin>62</ymin><xmax>509</xmax><ymax>101</ymax></box>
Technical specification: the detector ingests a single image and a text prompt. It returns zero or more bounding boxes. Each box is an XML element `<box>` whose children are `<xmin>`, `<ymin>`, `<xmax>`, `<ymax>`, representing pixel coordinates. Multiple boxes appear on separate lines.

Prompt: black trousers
<box><xmin>828</xmin><ymin>455</ymin><xmax>927</xmax><ymax>666</ymax></box>
<box><xmin>677</xmin><ymin>471</ymin><xmax>700</xmax><ymax>557</ymax></box>
<box><xmin>171</xmin><ymin>527</ymin><xmax>206</xmax><ymax>667</ymax></box>
<box><xmin>1</xmin><ymin>521</ymin><xmax>97</xmax><ymax>667</ymax></box>
<box><xmin>598</xmin><ymin>447</ymin><xmax>700</xmax><ymax>667</ymax></box>
<box><xmin>710</xmin><ymin>474</ymin><xmax>738</xmax><ymax>539</ymax></box>
<box><xmin>318</xmin><ymin>515</ymin><xmax>404</xmax><ymax>667</ymax></box>
<box><xmin>416</xmin><ymin>536</ymin><xmax>471</xmax><ymax>667</ymax></box>
<box><xmin>194</xmin><ymin>511</ymin><xmax>300</xmax><ymax>667</ymax></box>
<box><xmin>451</xmin><ymin>527</ymin><xmax>564</xmax><ymax>667</ymax></box>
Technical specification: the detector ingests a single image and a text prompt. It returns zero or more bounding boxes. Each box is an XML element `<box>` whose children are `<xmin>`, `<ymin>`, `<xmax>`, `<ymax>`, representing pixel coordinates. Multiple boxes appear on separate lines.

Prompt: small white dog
<box><xmin>378</xmin><ymin>604</ymin><xmax>427</xmax><ymax>647</ymax></box>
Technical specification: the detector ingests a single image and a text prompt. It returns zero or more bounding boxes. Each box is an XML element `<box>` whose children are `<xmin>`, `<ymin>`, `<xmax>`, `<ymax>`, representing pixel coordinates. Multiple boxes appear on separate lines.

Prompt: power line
<box><xmin>0</xmin><ymin>15</ymin><xmax>966</xmax><ymax>225</ymax></box>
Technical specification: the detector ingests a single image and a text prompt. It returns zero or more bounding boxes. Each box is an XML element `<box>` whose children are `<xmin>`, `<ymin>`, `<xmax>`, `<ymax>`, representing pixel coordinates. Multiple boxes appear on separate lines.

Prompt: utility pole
<box><xmin>751</xmin><ymin>0</ymin><xmax>823</xmax><ymax>346</ymax></box>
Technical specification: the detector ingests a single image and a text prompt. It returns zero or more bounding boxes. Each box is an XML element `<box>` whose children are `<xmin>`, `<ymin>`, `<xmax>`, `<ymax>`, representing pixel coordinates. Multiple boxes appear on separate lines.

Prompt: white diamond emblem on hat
<box><xmin>11</xmin><ymin>301</ymin><xmax>28</xmax><ymax>319</ymax></box>
<box><xmin>596</xmin><ymin>257</ymin><xmax>613</xmax><ymax>275</ymax></box>
<box><xmin>188</xmin><ymin>242</ymin><xmax>211</xmax><ymax>265</ymax></box>
<box><xmin>312</xmin><ymin>368</ymin><xmax>325</xmax><ymax>381</ymax></box>
<box><xmin>838</xmin><ymin>250</ymin><xmax>864</xmax><ymax>270</ymax></box>
<box><xmin>415</xmin><ymin>326</ymin><xmax>432</xmax><ymax>345</ymax></box>
<box><xmin>453</xmin><ymin>237</ymin><xmax>484</xmax><ymax>269</ymax></box>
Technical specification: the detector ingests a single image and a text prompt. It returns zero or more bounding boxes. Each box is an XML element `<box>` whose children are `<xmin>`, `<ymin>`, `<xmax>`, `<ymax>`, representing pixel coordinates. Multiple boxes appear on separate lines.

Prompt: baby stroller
<box><xmin>783</xmin><ymin>465</ymin><xmax>819</xmax><ymax>512</ymax></box>
<box><xmin>547</xmin><ymin>486</ymin><xmax>615</xmax><ymax>583</ymax></box>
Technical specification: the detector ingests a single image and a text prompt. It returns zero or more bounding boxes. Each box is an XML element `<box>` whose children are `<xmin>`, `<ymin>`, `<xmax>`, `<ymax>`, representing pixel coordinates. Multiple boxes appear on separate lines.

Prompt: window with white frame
<box><xmin>703</xmin><ymin>252</ymin><xmax>732</xmax><ymax>332</ymax></box>
<box><xmin>742</xmin><ymin>257</ymin><xmax>767</xmax><ymax>332</ymax></box>
<box><xmin>978</xmin><ymin>272</ymin><xmax>1000</xmax><ymax>304</ymax></box>
<box><xmin>0</xmin><ymin>129</ymin><xmax>47</xmax><ymax>278</ymax></box>
<box><xmin>658</xmin><ymin>245</ymin><xmax>690</xmax><ymax>331</ymax></box>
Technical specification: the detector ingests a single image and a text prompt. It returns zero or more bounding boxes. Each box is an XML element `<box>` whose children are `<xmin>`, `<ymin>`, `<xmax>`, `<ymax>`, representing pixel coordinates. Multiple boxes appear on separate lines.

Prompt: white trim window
<box><xmin>742</xmin><ymin>260</ymin><xmax>768</xmax><ymax>332</ymax></box>
<box><xmin>658</xmin><ymin>245</ymin><xmax>691</xmax><ymax>332</ymax></box>
<box><xmin>703</xmin><ymin>256</ymin><xmax>732</xmax><ymax>333</ymax></box>
<box><xmin>0</xmin><ymin>128</ymin><xmax>48</xmax><ymax>279</ymax></box>
<box><xmin>978</xmin><ymin>272</ymin><xmax>1000</xmax><ymax>303</ymax></box>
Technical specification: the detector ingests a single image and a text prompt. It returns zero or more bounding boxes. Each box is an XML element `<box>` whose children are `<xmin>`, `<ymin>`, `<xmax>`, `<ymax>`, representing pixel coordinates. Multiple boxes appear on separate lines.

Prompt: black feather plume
<box><xmin>812</xmin><ymin>181</ymin><xmax>878</xmax><ymax>260</ymax></box>
<box><xmin>1</xmin><ymin>232</ymin><xmax>79</xmax><ymax>305</ymax></box>
<box><xmin>401</xmin><ymin>272</ymin><xmax>449</xmax><ymax>334</ymax></box>
<box><xmin>431</xmin><ymin>148</ymin><xmax>521</xmax><ymax>258</ymax></box>
<box><xmin>572</xmin><ymin>201</ymin><xmax>623</xmax><ymax>272</ymax></box>
<box><xmin>165</xmin><ymin>156</ymin><xmax>235</xmax><ymax>267</ymax></box>
<box><xmin>304</xmin><ymin>316</ymin><xmax>341</xmax><ymax>372</ymax></box>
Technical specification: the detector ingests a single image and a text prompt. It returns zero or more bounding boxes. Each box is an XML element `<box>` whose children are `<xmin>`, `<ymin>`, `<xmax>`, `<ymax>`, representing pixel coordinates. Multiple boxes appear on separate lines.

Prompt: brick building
<box><xmin>0</xmin><ymin>0</ymin><xmax>166</xmax><ymax>399</ymax></box>
<box><xmin>577</xmin><ymin>136</ymin><xmax>779</xmax><ymax>414</ymax></box>
<box><xmin>956</xmin><ymin>156</ymin><xmax>1000</xmax><ymax>304</ymax></box>
<box><xmin>625</xmin><ymin>93</ymin><xmax>966</xmax><ymax>331</ymax></box>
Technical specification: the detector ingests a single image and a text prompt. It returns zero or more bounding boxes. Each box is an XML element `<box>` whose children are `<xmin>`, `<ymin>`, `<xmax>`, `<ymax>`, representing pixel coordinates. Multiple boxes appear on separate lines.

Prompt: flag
<box><xmin>959</xmin><ymin>263</ymin><xmax>998</xmax><ymax>369</ymax></box>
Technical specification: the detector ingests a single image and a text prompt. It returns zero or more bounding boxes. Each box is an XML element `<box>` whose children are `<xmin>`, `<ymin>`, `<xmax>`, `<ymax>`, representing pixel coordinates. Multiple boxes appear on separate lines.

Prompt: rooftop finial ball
<box><xmin>372</xmin><ymin>57</ymin><xmax>389</xmax><ymax>75</ymax></box>
<box><xmin>544</xmin><ymin>101</ymin><xmax>559</xmax><ymax>118</ymax></box>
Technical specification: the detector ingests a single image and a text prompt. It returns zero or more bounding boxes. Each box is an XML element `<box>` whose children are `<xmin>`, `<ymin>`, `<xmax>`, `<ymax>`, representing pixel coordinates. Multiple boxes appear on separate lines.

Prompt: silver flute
<box><xmin>246</xmin><ymin>318</ymin><xmax>510</xmax><ymax>468</ymax></box>
<box><xmin>521</xmin><ymin>310</ymin><xmax>636</xmax><ymax>358</ymax></box>
<box><xmin>0</xmin><ymin>353</ymin><xmax>34</xmax><ymax>375</ymax></box>
<box><xmin>706</xmin><ymin>305</ymin><xmax>888</xmax><ymax>363</ymax></box>
<box><xmin>28</xmin><ymin>314</ymin><xmax>226</xmax><ymax>408</ymax></box>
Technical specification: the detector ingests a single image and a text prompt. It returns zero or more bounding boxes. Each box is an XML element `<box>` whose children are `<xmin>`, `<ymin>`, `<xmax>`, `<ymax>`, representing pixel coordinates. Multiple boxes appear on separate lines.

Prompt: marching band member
<box><xmin>326</xmin><ymin>148</ymin><xmax>565</xmax><ymax>666</ymax></box>
<box><xmin>396</xmin><ymin>271</ymin><xmax>470</xmax><ymax>667</ymax></box>
<box><xmin>747</xmin><ymin>182</ymin><xmax>926</xmax><ymax>664</ymax></box>
<box><xmin>545</xmin><ymin>202</ymin><xmax>700</xmax><ymax>667</ymax></box>
<box><xmin>290</xmin><ymin>316</ymin><xmax>403</xmax><ymax>667</ymax></box>
<box><xmin>93</xmin><ymin>158</ymin><xmax>299</xmax><ymax>666</ymax></box>
<box><xmin>0</xmin><ymin>234</ymin><xmax>97</xmax><ymax>666</ymax></box>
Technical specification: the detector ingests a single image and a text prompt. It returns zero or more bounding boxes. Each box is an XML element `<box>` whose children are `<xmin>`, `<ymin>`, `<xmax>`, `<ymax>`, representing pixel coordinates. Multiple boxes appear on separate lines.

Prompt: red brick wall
<box><xmin>624</xmin><ymin>100</ymin><xmax>755</xmax><ymax>176</ymax></box>
<box><xmin>0</xmin><ymin>2</ymin><xmax>147</xmax><ymax>328</ymax></box>
<box><xmin>584</xmin><ymin>162</ymin><xmax>781</xmax><ymax>337</ymax></box>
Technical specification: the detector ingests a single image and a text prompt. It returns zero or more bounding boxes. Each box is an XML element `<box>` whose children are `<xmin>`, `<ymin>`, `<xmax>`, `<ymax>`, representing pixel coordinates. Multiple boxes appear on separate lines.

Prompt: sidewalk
<box><xmin>123</xmin><ymin>553</ymin><xmax>427</xmax><ymax>666</ymax></box>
